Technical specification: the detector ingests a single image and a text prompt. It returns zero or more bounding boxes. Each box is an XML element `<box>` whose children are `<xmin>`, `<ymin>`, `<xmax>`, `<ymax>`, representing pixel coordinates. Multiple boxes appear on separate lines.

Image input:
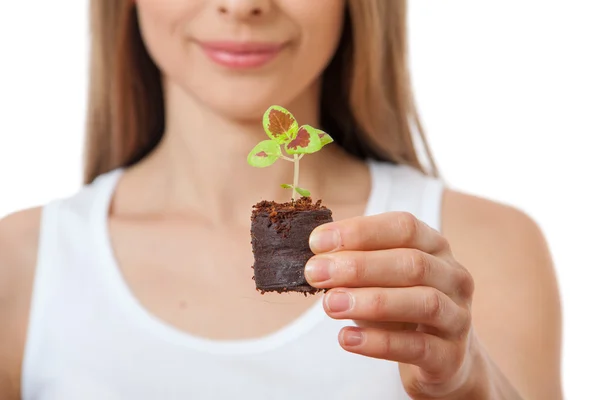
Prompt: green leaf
<box><xmin>317</xmin><ymin>129</ymin><xmax>334</xmax><ymax>147</ymax></box>
<box><xmin>281</xmin><ymin>184</ymin><xmax>293</xmax><ymax>189</ymax></box>
<box><xmin>285</xmin><ymin>125</ymin><xmax>322</xmax><ymax>155</ymax></box>
<box><xmin>262</xmin><ymin>105</ymin><xmax>299</xmax><ymax>145</ymax></box>
<box><xmin>295</xmin><ymin>187</ymin><xmax>311</xmax><ymax>197</ymax></box>
<box><xmin>247</xmin><ymin>140</ymin><xmax>281</xmax><ymax>168</ymax></box>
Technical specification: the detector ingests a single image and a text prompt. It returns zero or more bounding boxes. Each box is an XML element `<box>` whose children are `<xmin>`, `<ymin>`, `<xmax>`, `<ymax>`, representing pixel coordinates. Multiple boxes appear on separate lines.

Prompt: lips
<box><xmin>197</xmin><ymin>41</ymin><xmax>286</xmax><ymax>69</ymax></box>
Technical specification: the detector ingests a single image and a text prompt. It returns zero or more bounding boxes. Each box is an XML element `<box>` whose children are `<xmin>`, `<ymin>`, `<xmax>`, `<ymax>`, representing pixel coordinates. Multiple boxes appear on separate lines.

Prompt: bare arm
<box><xmin>443</xmin><ymin>190</ymin><xmax>563</xmax><ymax>399</ymax></box>
<box><xmin>0</xmin><ymin>208</ymin><xmax>41</xmax><ymax>400</ymax></box>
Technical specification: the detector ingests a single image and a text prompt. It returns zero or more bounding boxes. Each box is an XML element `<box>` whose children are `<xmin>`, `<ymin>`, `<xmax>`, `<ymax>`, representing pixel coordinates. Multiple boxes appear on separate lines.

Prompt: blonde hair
<box><xmin>84</xmin><ymin>0</ymin><xmax>438</xmax><ymax>184</ymax></box>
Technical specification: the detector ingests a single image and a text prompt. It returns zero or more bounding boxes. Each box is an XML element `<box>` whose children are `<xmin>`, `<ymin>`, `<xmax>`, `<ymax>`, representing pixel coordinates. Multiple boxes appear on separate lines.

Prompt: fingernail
<box><xmin>310</xmin><ymin>229</ymin><xmax>341</xmax><ymax>253</ymax></box>
<box><xmin>325</xmin><ymin>291</ymin><xmax>353</xmax><ymax>313</ymax></box>
<box><xmin>341</xmin><ymin>328</ymin><xmax>364</xmax><ymax>347</ymax></box>
<box><xmin>304</xmin><ymin>258</ymin><xmax>332</xmax><ymax>283</ymax></box>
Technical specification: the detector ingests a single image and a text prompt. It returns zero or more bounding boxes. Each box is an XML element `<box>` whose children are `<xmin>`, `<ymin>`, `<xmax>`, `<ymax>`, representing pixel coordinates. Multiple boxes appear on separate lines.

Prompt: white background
<box><xmin>0</xmin><ymin>1</ymin><xmax>598</xmax><ymax>398</ymax></box>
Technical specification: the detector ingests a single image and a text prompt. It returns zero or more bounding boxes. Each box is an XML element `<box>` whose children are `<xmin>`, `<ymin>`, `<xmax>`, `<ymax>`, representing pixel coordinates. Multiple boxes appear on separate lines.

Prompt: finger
<box><xmin>338</xmin><ymin>326</ymin><xmax>463</xmax><ymax>383</ymax></box>
<box><xmin>353</xmin><ymin>320</ymin><xmax>418</xmax><ymax>332</ymax></box>
<box><xmin>305</xmin><ymin>249</ymin><xmax>474</xmax><ymax>299</ymax></box>
<box><xmin>309</xmin><ymin>212</ymin><xmax>449</xmax><ymax>254</ymax></box>
<box><xmin>323</xmin><ymin>287</ymin><xmax>470</xmax><ymax>337</ymax></box>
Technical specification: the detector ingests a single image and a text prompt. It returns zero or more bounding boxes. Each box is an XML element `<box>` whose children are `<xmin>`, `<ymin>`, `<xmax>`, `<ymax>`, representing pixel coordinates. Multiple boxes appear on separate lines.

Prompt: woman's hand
<box><xmin>305</xmin><ymin>212</ymin><xmax>489</xmax><ymax>399</ymax></box>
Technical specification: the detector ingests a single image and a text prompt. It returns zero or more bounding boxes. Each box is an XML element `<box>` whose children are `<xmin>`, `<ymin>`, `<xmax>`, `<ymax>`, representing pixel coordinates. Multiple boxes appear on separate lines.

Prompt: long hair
<box><xmin>83</xmin><ymin>0</ymin><xmax>438</xmax><ymax>184</ymax></box>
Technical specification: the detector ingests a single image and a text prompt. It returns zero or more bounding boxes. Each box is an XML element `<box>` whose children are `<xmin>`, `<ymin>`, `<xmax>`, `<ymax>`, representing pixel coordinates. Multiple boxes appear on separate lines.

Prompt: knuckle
<box><xmin>394</xmin><ymin>211</ymin><xmax>419</xmax><ymax>240</ymax></box>
<box><xmin>379</xmin><ymin>332</ymin><xmax>393</xmax><ymax>357</ymax></box>
<box><xmin>425</xmin><ymin>343</ymin><xmax>461</xmax><ymax>383</ymax></box>
<box><xmin>422</xmin><ymin>288</ymin><xmax>444</xmax><ymax>321</ymax></box>
<box><xmin>407</xmin><ymin>333</ymin><xmax>429</xmax><ymax>364</ymax></box>
<box><xmin>345</xmin><ymin>252</ymin><xmax>365</xmax><ymax>283</ymax></box>
<box><xmin>369</xmin><ymin>291</ymin><xmax>389</xmax><ymax>319</ymax></box>
<box><xmin>457</xmin><ymin>267</ymin><xmax>475</xmax><ymax>298</ymax></box>
<box><xmin>407</xmin><ymin>250</ymin><xmax>430</xmax><ymax>284</ymax></box>
<box><xmin>438</xmin><ymin>235</ymin><xmax>451</xmax><ymax>251</ymax></box>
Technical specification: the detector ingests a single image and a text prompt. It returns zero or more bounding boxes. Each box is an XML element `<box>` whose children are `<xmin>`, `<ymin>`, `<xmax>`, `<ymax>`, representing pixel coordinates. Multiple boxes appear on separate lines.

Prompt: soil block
<box><xmin>250</xmin><ymin>197</ymin><xmax>333</xmax><ymax>295</ymax></box>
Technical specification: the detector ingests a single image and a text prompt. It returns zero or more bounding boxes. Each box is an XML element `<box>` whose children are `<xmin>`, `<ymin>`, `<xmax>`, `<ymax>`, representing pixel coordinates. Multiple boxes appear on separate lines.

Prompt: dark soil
<box><xmin>250</xmin><ymin>197</ymin><xmax>333</xmax><ymax>295</ymax></box>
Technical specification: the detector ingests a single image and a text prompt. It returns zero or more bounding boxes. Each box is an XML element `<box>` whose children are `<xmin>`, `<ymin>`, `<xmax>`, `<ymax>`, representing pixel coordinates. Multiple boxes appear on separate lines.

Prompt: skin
<box><xmin>0</xmin><ymin>1</ymin><xmax>562</xmax><ymax>399</ymax></box>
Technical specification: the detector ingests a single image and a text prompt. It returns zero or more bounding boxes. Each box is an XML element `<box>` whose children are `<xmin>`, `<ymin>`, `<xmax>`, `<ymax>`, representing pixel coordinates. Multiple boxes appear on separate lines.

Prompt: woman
<box><xmin>0</xmin><ymin>1</ymin><xmax>562</xmax><ymax>399</ymax></box>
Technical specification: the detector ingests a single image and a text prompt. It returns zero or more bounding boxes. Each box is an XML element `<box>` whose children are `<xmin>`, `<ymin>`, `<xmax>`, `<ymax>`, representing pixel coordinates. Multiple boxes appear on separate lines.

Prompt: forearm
<box><xmin>460</xmin><ymin>335</ymin><xmax>564</xmax><ymax>400</ymax></box>
<box><xmin>0</xmin><ymin>372</ymin><xmax>19</xmax><ymax>400</ymax></box>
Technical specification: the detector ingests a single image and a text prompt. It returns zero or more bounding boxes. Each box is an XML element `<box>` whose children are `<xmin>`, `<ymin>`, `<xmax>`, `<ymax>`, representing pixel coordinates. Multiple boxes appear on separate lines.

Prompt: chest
<box><xmin>31</xmin><ymin>309</ymin><xmax>410</xmax><ymax>400</ymax></box>
<box><xmin>108</xmin><ymin>217</ymin><xmax>324</xmax><ymax>341</ymax></box>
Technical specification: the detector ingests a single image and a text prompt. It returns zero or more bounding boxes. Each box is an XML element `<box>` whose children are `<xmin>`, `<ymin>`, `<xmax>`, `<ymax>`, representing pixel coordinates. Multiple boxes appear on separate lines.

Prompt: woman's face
<box><xmin>136</xmin><ymin>0</ymin><xmax>346</xmax><ymax>119</ymax></box>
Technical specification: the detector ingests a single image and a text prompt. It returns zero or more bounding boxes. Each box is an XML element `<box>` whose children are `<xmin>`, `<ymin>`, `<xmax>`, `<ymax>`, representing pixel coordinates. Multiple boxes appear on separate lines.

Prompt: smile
<box><xmin>197</xmin><ymin>41</ymin><xmax>286</xmax><ymax>69</ymax></box>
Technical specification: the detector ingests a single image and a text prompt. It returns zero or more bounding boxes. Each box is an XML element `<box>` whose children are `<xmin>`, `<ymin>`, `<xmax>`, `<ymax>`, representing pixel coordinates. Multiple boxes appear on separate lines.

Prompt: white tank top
<box><xmin>21</xmin><ymin>160</ymin><xmax>444</xmax><ymax>400</ymax></box>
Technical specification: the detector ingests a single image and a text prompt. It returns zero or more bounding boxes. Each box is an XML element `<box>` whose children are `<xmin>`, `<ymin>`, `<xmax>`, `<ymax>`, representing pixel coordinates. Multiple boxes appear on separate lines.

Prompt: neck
<box><xmin>141</xmin><ymin>80</ymin><xmax>334</xmax><ymax>221</ymax></box>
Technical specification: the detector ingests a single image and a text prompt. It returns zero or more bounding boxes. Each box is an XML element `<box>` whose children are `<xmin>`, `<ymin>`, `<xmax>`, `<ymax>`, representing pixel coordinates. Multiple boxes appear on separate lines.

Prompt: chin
<box><xmin>193</xmin><ymin>79</ymin><xmax>314</xmax><ymax>123</ymax></box>
<box><xmin>211</xmin><ymin>92</ymin><xmax>280</xmax><ymax>121</ymax></box>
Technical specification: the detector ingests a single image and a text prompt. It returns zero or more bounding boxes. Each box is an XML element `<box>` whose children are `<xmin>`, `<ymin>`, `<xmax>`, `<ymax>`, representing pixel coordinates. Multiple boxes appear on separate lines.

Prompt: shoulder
<box><xmin>440</xmin><ymin>189</ymin><xmax>557</xmax><ymax>302</ymax></box>
<box><xmin>442</xmin><ymin>189</ymin><xmax>545</xmax><ymax>239</ymax></box>
<box><xmin>0</xmin><ymin>207</ymin><xmax>42</xmax><ymax>399</ymax></box>
<box><xmin>441</xmin><ymin>189</ymin><xmax>552</xmax><ymax>267</ymax></box>
<box><xmin>0</xmin><ymin>207</ymin><xmax>41</xmax><ymax>297</ymax></box>
<box><xmin>441</xmin><ymin>189</ymin><xmax>563</xmax><ymax>398</ymax></box>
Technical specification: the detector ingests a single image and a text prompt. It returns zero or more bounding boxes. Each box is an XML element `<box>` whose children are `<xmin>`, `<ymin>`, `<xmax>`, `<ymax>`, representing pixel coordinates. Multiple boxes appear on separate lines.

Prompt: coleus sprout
<box><xmin>247</xmin><ymin>105</ymin><xmax>334</xmax><ymax>201</ymax></box>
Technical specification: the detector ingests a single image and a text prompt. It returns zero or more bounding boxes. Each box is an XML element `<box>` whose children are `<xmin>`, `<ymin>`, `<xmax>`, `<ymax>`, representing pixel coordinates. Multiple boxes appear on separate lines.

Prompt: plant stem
<box><xmin>292</xmin><ymin>154</ymin><xmax>300</xmax><ymax>201</ymax></box>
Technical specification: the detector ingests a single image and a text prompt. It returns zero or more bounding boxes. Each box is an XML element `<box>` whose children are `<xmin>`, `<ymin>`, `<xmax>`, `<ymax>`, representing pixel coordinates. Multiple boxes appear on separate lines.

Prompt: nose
<box><xmin>217</xmin><ymin>0</ymin><xmax>271</xmax><ymax>19</ymax></box>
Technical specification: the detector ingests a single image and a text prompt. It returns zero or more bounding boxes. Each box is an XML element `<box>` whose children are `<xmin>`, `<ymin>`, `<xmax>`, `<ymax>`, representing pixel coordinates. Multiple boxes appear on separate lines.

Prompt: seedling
<box><xmin>247</xmin><ymin>105</ymin><xmax>334</xmax><ymax>200</ymax></box>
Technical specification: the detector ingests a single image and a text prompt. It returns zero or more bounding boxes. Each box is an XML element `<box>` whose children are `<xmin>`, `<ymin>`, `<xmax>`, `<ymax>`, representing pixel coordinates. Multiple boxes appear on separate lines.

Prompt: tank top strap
<box><xmin>367</xmin><ymin>160</ymin><xmax>445</xmax><ymax>233</ymax></box>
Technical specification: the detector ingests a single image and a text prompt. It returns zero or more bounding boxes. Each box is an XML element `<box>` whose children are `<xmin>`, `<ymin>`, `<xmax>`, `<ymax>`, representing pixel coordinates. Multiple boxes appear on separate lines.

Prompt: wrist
<box><xmin>461</xmin><ymin>356</ymin><xmax>494</xmax><ymax>400</ymax></box>
<box><xmin>451</xmin><ymin>333</ymin><xmax>495</xmax><ymax>400</ymax></box>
